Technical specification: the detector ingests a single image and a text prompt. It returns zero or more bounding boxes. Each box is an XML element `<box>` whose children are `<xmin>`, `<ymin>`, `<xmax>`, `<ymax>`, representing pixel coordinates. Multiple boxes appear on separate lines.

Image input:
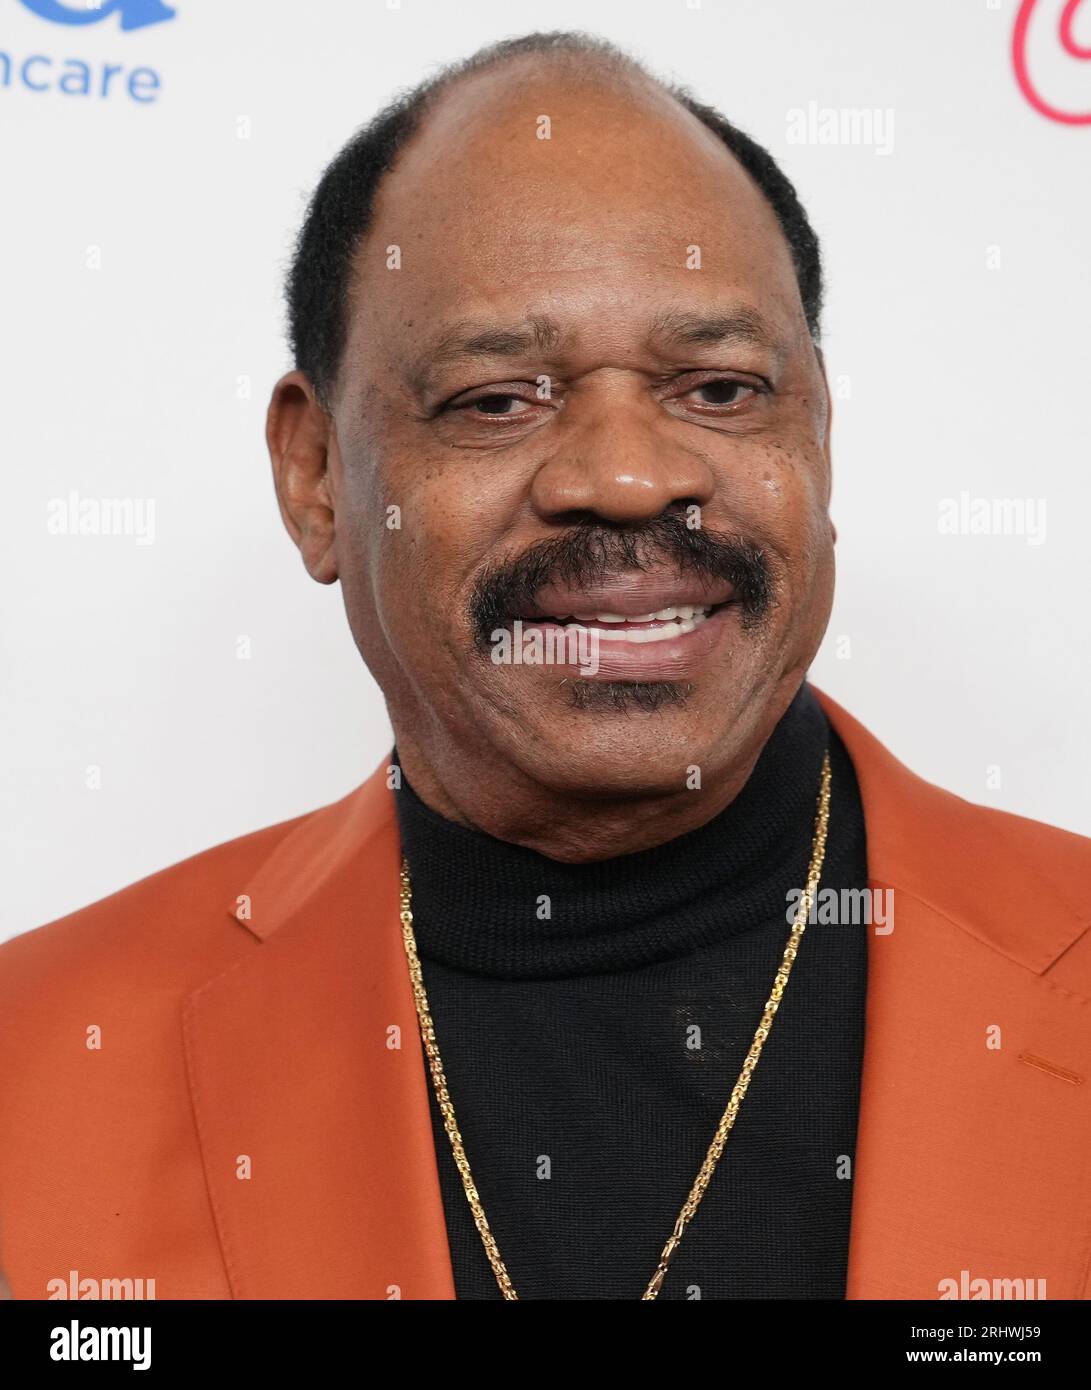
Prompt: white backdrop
<box><xmin>3</xmin><ymin>0</ymin><xmax>1089</xmax><ymax>943</ymax></box>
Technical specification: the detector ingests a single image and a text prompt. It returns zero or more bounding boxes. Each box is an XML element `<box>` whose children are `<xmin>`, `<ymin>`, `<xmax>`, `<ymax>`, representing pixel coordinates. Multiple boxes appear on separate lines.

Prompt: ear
<box><xmin>266</xmin><ymin>371</ymin><xmax>339</xmax><ymax>584</ymax></box>
<box><xmin>813</xmin><ymin>345</ymin><xmax>836</xmax><ymax>542</ymax></box>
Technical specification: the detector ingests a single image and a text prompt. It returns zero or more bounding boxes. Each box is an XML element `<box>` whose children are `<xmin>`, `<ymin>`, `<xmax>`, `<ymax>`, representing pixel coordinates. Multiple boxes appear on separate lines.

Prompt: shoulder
<box><xmin>959</xmin><ymin>793</ymin><xmax>1091</xmax><ymax>866</ymax></box>
<box><xmin>821</xmin><ymin>682</ymin><xmax>1091</xmax><ymax>874</ymax></box>
<box><xmin>818</xmin><ymin>686</ymin><xmax>1091</xmax><ymax>979</ymax></box>
<box><xmin>0</xmin><ymin>761</ymin><xmax>395</xmax><ymax>1017</ymax></box>
<box><xmin>0</xmin><ymin>806</ymin><xmax>313</xmax><ymax>1033</ymax></box>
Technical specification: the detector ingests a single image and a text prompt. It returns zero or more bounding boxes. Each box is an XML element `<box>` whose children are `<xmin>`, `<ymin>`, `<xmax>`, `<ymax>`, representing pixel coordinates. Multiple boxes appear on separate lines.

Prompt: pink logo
<box><xmin>1013</xmin><ymin>0</ymin><xmax>1091</xmax><ymax>123</ymax></box>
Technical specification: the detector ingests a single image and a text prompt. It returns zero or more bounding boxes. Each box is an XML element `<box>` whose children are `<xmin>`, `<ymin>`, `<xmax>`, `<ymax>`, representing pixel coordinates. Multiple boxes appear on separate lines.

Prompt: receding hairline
<box><xmin>370</xmin><ymin>40</ymin><xmax>749</xmax><ymax>200</ymax></box>
<box><xmin>285</xmin><ymin>29</ymin><xmax>825</xmax><ymax>409</ymax></box>
<box><xmin>346</xmin><ymin>47</ymin><xmax>797</xmax><ymax>328</ymax></box>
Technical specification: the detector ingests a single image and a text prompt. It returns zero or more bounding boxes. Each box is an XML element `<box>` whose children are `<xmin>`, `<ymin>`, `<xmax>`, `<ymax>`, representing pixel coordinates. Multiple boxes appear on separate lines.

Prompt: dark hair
<box><xmin>285</xmin><ymin>31</ymin><xmax>823</xmax><ymax>409</ymax></box>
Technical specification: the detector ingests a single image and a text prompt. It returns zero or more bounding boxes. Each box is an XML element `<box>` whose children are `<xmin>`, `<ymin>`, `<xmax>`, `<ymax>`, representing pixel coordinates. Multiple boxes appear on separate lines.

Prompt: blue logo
<box><xmin>19</xmin><ymin>0</ymin><xmax>175</xmax><ymax>30</ymax></box>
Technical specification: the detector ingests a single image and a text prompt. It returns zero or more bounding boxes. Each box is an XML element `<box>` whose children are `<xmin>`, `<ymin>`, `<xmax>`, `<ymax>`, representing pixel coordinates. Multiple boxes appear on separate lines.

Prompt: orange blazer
<box><xmin>2</xmin><ymin>689</ymin><xmax>1090</xmax><ymax>1300</ymax></box>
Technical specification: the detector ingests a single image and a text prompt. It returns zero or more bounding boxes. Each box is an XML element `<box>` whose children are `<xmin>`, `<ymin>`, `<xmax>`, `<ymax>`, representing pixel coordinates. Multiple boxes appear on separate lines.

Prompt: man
<box><xmin>2</xmin><ymin>31</ymin><xmax>1089</xmax><ymax>1302</ymax></box>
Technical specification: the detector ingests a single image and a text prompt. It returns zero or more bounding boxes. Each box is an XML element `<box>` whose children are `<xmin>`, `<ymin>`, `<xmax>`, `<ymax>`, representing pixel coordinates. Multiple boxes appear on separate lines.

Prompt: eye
<box><xmin>466</xmin><ymin>393</ymin><xmax>532</xmax><ymax>416</ymax></box>
<box><xmin>442</xmin><ymin>390</ymin><xmax>540</xmax><ymax>418</ymax></box>
<box><xmin>687</xmin><ymin>379</ymin><xmax>758</xmax><ymax>407</ymax></box>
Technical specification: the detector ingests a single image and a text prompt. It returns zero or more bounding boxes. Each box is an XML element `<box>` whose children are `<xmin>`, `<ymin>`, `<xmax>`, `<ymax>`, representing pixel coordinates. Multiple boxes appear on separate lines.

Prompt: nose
<box><xmin>529</xmin><ymin>389</ymin><xmax>716</xmax><ymax>525</ymax></box>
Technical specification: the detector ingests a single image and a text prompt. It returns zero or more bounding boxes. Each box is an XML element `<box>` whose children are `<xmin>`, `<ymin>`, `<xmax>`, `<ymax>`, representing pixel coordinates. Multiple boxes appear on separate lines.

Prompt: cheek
<box><xmin>713</xmin><ymin>439</ymin><xmax>833</xmax><ymax>644</ymax></box>
<box><xmin>370</xmin><ymin>453</ymin><xmax>522</xmax><ymax>646</ymax></box>
<box><xmin>728</xmin><ymin>439</ymin><xmax>829</xmax><ymax>560</ymax></box>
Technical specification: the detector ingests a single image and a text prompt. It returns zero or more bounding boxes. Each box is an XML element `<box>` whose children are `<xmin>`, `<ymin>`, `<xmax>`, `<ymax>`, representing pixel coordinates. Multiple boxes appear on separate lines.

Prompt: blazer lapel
<box><xmin>182</xmin><ymin>771</ymin><xmax>455</xmax><ymax>1299</ymax></box>
<box><xmin>817</xmin><ymin>691</ymin><xmax>1091</xmax><ymax>1299</ymax></box>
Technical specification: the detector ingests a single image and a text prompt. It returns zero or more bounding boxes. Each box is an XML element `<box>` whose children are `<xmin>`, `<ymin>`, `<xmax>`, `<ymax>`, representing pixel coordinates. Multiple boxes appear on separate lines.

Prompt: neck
<box><xmin>391</xmin><ymin>680</ymin><xmax>833</xmax><ymax>977</ymax></box>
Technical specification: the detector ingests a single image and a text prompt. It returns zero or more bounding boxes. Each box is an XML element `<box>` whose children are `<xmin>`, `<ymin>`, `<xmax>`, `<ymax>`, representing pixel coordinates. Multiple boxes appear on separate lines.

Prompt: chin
<box><xmin>489</xmin><ymin>683</ymin><xmax>746</xmax><ymax>801</ymax></box>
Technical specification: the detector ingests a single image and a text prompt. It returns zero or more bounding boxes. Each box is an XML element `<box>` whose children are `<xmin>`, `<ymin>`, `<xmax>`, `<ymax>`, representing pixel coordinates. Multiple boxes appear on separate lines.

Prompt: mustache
<box><xmin>469</xmin><ymin>514</ymin><xmax>774</xmax><ymax>648</ymax></box>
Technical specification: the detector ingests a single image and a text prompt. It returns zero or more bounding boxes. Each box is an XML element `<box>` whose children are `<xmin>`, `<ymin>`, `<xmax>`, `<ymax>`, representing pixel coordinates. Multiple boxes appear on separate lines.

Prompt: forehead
<box><xmin>346</xmin><ymin>61</ymin><xmax>804</xmax><ymax>374</ymax></box>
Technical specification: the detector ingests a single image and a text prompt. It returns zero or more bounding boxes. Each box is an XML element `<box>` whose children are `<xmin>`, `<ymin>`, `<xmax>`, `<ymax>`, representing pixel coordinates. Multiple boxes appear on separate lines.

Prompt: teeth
<box><xmin>562</xmin><ymin>605</ymin><xmax>710</xmax><ymax>625</ymax></box>
<box><xmin>570</xmin><ymin>608</ymin><xmax>713</xmax><ymax>643</ymax></box>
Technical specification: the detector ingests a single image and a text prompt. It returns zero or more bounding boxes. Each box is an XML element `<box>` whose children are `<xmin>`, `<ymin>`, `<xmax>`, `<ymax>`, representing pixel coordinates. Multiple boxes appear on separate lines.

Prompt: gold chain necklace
<box><xmin>399</xmin><ymin>747</ymin><xmax>832</xmax><ymax>1301</ymax></box>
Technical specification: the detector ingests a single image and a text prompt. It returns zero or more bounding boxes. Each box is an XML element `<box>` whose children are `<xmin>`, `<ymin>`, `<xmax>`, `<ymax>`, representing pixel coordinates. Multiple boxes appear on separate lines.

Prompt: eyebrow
<box><xmin>405</xmin><ymin>304</ymin><xmax>785</xmax><ymax>396</ymax></box>
<box><xmin>406</xmin><ymin>315</ymin><xmax>563</xmax><ymax>396</ymax></box>
<box><xmin>647</xmin><ymin>306</ymin><xmax>785</xmax><ymax>357</ymax></box>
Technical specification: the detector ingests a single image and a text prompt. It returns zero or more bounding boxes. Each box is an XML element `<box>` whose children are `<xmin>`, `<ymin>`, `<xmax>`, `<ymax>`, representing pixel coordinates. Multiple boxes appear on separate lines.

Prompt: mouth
<box><xmin>492</xmin><ymin>577</ymin><xmax>741</xmax><ymax>683</ymax></box>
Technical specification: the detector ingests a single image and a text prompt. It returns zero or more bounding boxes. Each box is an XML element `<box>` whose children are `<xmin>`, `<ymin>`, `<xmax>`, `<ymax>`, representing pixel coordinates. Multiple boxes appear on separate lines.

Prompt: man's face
<box><xmin>280</xmin><ymin>63</ymin><xmax>834</xmax><ymax>807</ymax></box>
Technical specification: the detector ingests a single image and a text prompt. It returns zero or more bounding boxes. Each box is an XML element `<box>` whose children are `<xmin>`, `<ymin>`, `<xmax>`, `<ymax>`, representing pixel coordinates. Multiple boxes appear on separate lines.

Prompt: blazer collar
<box><xmin>183</xmin><ymin>688</ymin><xmax>1091</xmax><ymax>1298</ymax></box>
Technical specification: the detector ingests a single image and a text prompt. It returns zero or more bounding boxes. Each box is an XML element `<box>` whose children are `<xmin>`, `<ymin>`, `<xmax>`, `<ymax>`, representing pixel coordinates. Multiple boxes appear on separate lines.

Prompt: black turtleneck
<box><xmin>392</xmin><ymin>682</ymin><xmax>869</xmax><ymax>1300</ymax></box>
